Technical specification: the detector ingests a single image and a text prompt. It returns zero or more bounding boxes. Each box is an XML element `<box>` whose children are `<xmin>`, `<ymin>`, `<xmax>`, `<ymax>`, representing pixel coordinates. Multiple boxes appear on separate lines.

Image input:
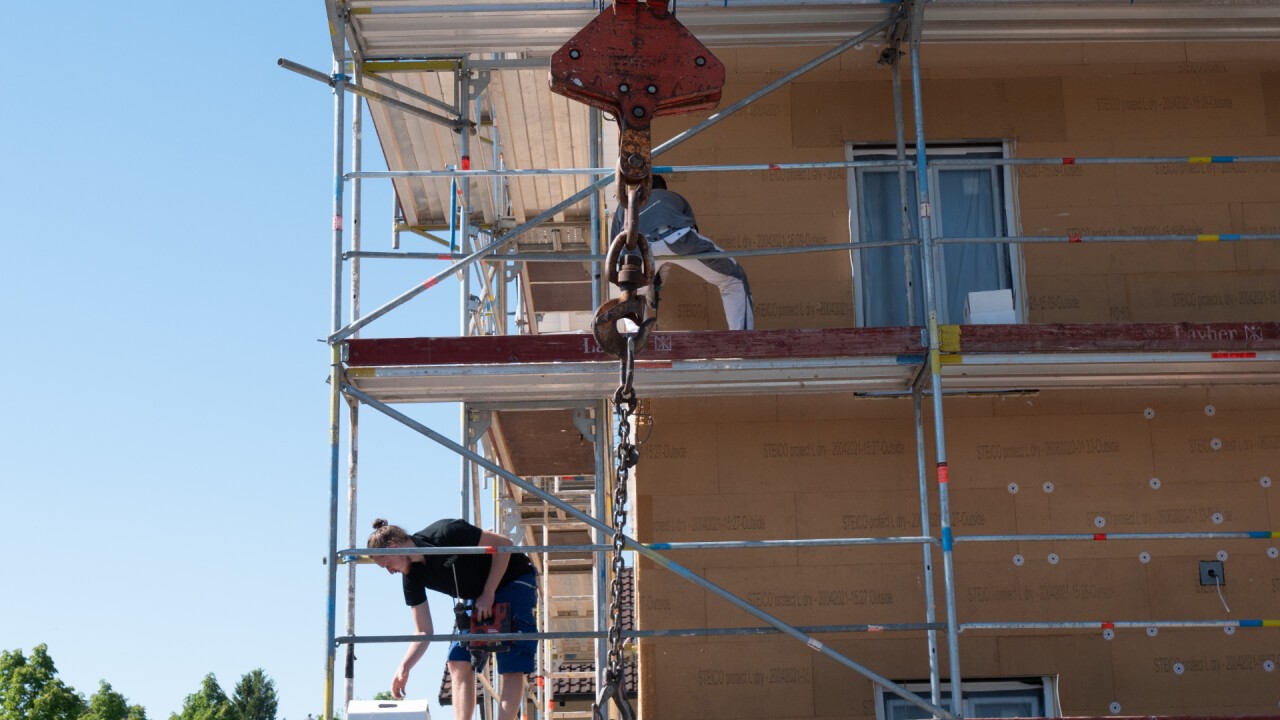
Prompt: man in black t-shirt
<box><xmin>368</xmin><ymin>518</ymin><xmax>538</xmax><ymax>720</ymax></box>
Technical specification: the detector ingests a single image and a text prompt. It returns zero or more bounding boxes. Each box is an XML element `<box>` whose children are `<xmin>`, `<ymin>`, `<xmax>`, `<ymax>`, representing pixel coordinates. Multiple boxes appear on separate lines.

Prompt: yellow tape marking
<box><xmin>939</xmin><ymin>324</ymin><xmax>962</xmax><ymax>353</ymax></box>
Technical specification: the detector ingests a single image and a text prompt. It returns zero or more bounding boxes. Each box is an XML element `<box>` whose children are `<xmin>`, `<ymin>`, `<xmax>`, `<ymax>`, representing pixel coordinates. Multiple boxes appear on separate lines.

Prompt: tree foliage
<box><xmin>1</xmin><ymin>646</ymin><xmax>277</xmax><ymax>720</ymax></box>
<box><xmin>83</xmin><ymin>681</ymin><xmax>130</xmax><ymax>720</ymax></box>
<box><xmin>169</xmin><ymin>674</ymin><xmax>236</xmax><ymax>720</ymax></box>
<box><xmin>84</xmin><ymin>680</ymin><xmax>152</xmax><ymax>720</ymax></box>
<box><xmin>0</xmin><ymin>644</ymin><xmax>87</xmax><ymax>720</ymax></box>
<box><xmin>230</xmin><ymin>670</ymin><xmax>277</xmax><ymax>720</ymax></box>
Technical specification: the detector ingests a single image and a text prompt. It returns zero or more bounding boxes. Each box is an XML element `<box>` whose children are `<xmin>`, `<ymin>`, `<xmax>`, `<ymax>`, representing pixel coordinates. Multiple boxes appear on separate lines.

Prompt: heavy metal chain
<box><xmin>594</xmin><ymin>337</ymin><xmax>639</xmax><ymax>720</ymax></box>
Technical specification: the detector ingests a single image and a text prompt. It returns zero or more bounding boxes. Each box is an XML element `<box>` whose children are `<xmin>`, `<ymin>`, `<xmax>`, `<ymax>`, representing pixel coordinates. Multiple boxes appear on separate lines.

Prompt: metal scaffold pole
<box><xmin>342</xmin><ymin>56</ymin><xmax>366</xmax><ymax>716</ymax></box>
<box><xmin>458</xmin><ymin>66</ymin><xmax>474</xmax><ymax>523</ymax></box>
<box><xmin>889</xmin><ymin>46</ymin><xmax>917</xmax><ymax>327</ymax></box>
<box><xmin>323</xmin><ymin>9</ymin><xmax>348</xmax><ymax>720</ymax></box>
<box><xmin>912</xmin><ymin>388</ymin><xmax>943</xmax><ymax>708</ymax></box>
<box><xmin>594</xmin><ymin>402</ymin><xmax>610</xmax><ymax>699</ymax></box>
<box><xmin>907</xmin><ymin>4</ymin><xmax>965</xmax><ymax>712</ymax></box>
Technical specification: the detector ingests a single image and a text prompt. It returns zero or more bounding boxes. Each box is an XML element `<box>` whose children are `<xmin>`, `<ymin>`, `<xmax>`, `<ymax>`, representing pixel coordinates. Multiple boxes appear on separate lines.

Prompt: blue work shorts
<box><xmin>448</xmin><ymin>572</ymin><xmax>538</xmax><ymax>675</ymax></box>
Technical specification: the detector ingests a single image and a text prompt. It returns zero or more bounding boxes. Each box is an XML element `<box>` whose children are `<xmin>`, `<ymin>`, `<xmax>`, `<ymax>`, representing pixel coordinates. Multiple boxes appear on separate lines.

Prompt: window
<box><xmin>847</xmin><ymin>144</ymin><xmax>1024</xmax><ymax>327</ymax></box>
<box><xmin>876</xmin><ymin>678</ymin><xmax>1059</xmax><ymax>720</ymax></box>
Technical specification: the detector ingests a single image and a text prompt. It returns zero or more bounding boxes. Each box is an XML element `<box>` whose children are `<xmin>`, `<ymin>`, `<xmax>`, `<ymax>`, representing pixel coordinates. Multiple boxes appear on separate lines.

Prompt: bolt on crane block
<box><xmin>550</xmin><ymin>0</ymin><xmax>724</xmax><ymax>130</ymax></box>
<box><xmin>550</xmin><ymin>0</ymin><xmax>723</xmax><ymax>191</ymax></box>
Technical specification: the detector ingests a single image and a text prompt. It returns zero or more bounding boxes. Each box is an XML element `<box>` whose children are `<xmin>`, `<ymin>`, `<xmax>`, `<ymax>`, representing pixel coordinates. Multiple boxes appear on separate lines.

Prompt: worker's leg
<box><xmin>497</xmin><ymin>673</ymin><xmax>526</xmax><ymax>720</ymax></box>
<box><xmin>494</xmin><ymin>573</ymin><xmax>539</xmax><ymax>720</ymax></box>
<box><xmin>447</xmin><ymin>661</ymin><xmax>475</xmax><ymax>720</ymax></box>
<box><xmin>637</xmin><ymin>259</ymin><xmax>671</xmax><ymax>312</ymax></box>
<box><xmin>659</xmin><ymin>230</ymin><xmax>754</xmax><ymax>330</ymax></box>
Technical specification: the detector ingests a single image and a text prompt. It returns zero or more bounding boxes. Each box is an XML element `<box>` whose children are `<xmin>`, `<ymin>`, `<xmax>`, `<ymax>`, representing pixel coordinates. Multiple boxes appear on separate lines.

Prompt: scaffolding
<box><xmin>286</xmin><ymin>3</ymin><xmax>1280</xmax><ymax>720</ymax></box>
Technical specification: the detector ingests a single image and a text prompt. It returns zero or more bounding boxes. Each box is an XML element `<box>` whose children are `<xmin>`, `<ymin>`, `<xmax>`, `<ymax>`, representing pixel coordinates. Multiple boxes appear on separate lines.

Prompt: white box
<box><xmin>535</xmin><ymin>311</ymin><xmax>593</xmax><ymax>334</ymax></box>
<box><xmin>964</xmin><ymin>289</ymin><xmax>1017</xmax><ymax>325</ymax></box>
<box><xmin>346</xmin><ymin>699</ymin><xmax>431</xmax><ymax>720</ymax></box>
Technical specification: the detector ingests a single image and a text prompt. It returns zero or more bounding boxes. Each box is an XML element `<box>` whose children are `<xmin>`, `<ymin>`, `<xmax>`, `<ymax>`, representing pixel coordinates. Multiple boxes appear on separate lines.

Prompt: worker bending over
<box><xmin>368</xmin><ymin>518</ymin><xmax>538</xmax><ymax>720</ymax></box>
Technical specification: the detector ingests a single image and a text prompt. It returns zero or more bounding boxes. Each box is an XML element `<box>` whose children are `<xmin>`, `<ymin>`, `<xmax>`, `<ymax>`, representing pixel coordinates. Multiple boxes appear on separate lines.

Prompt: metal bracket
<box><xmin>465</xmin><ymin>406</ymin><xmax>493</xmax><ymax>443</ymax></box>
<box><xmin>470</xmin><ymin>70</ymin><xmax>492</xmax><ymax>101</ymax></box>
<box><xmin>903</xmin><ymin>0</ymin><xmax>926</xmax><ymax>44</ymax></box>
<box><xmin>573</xmin><ymin>407</ymin><xmax>597</xmax><ymax>444</ymax></box>
<box><xmin>887</xmin><ymin>1</ymin><xmax>911</xmax><ymax>48</ymax></box>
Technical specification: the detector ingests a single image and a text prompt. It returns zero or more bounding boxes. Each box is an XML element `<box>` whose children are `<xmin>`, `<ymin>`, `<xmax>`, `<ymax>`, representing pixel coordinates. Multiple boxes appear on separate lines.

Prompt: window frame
<box><xmin>845</xmin><ymin>141</ymin><xmax>1026</xmax><ymax>328</ymax></box>
<box><xmin>874</xmin><ymin>677</ymin><xmax>1060</xmax><ymax>720</ymax></box>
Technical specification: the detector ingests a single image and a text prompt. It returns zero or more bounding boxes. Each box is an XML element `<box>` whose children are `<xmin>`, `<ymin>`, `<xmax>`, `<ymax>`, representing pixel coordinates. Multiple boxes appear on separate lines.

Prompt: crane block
<box><xmin>549</xmin><ymin>0</ymin><xmax>724</xmax><ymax>130</ymax></box>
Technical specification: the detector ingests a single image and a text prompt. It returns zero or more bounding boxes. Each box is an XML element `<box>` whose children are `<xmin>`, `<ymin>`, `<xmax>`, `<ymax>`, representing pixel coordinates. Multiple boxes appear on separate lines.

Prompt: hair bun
<box><xmin>372</xmin><ymin>518</ymin><xmax>388</xmax><ymax>529</ymax></box>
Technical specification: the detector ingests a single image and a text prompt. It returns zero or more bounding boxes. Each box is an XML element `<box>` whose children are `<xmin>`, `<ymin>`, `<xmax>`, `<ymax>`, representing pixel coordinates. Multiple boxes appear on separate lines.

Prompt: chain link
<box><xmin>605</xmin><ymin>336</ymin><xmax>638</xmax><ymax>684</ymax></box>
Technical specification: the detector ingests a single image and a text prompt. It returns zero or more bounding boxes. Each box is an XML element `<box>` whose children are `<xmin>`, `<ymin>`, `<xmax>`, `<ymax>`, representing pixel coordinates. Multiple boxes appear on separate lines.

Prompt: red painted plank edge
<box><xmin>952</xmin><ymin>322</ymin><xmax>1280</xmax><ymax>353</ymax></box>
<box><xmin>347</xmin><ymin>327</ymin><xmax>924</xmax><ymax>367</ymax></box>
<box><xmin>346</xmin><ymin>323</ymin><xmax>1280</xmax><ymax>368</ymax></box>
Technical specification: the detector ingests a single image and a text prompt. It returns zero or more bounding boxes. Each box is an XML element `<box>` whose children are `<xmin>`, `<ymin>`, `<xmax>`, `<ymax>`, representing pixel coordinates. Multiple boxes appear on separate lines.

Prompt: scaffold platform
<box><xmin>345</xmin><ymin>322</ymin><xmax>1280</xmax><ymax>403</ymax></box>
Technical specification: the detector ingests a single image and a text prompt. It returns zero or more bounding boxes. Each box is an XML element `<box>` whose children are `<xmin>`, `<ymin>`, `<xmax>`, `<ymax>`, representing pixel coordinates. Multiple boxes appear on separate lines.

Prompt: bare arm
<box><xmin>472</xmin><ymin>529</ymin><xmax>514</xmax><ymax>620</ymax></box>
<box><xmin>391</xmin><ymin>602</ymin><xmax>433</xmax><ymax>699</ymax></box>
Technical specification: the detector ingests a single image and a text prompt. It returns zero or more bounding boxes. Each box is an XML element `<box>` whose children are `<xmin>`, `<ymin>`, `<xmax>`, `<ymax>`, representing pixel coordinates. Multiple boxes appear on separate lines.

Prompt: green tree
<box><xmin>169</xmin><ymin>674</ymin><xmax>236</xmax><ymax>720</ymax></box>
<box><xmin>371</xmin><ymin>692</ymin><xmax>395</xmax><ymax>701</ymax></box>
<box><xmin>0</xmin><ymin>644</ymin><xmax>87</xmax><ymax>720</ymax></box>
<box><xmin>83</xmin><ymin>680</ymin><xmax>147</xmax><ymax>720</ymax></box>
<box><xmin>230</xmin><ymin>670</ymin><xmax>276</xmax><ymax>720</ymax></box>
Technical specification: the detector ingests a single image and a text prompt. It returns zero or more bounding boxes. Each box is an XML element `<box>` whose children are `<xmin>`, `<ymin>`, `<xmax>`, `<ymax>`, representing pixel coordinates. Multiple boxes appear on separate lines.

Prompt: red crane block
<box><xmin>549</xmin><ymin>0</ymin><xmax>724</xmax><ymax>130</ymax></box>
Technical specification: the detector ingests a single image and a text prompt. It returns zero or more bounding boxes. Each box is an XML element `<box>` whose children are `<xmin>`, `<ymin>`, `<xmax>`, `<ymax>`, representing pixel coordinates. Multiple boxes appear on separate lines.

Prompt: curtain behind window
<box><xmin>855</xmin><ymin>151</ymin><xmax>1010</xmax><ymax>326</ymax></box>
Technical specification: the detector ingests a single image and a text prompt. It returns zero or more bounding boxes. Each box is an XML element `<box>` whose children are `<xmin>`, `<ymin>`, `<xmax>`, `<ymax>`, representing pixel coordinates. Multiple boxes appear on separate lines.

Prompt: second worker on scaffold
<box><xmin>610</xmin><ymin>175</ymin><xmax>754</xmax><ymax>331</ymax></box>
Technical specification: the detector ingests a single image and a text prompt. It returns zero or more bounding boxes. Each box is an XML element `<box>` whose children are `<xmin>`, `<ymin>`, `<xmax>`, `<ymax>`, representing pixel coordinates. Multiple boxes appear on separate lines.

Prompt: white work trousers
<box><xmin>646</xmin><ymin>228</ymin><xmax>754</xmax><ymax>331</ymax></box>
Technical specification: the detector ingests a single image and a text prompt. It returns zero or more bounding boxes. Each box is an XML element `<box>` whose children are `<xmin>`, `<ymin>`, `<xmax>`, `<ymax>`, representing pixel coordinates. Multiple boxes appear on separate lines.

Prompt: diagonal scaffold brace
<box><xmin>550</xmin><ymin>3</ymin><xmax>724</xmax><ymax>718</ymax></box>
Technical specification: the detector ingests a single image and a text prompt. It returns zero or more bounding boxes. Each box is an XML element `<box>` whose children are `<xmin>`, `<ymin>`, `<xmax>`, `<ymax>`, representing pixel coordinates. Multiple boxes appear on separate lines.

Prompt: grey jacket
<box><xmin>609</xmin><ymin>189</ymin><xmax>698</xmax><ymax>240</ymax></box>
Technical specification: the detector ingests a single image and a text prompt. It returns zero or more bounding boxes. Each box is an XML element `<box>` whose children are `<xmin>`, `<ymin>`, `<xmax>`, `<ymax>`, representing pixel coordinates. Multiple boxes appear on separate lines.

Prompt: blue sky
<box><xmin>3</xmin><ymin>2</ymin><xmax>472</xmax><ymax>718</ymax></box>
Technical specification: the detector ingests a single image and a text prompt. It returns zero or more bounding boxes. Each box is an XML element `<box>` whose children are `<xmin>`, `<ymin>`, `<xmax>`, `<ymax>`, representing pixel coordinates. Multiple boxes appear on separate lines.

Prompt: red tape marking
<box><xmin>1212</xmin><ymin>352</ymin><xmax>1256</xmax><ymax>359</ymax></box>
<box><xmin>423</xmin><ymin>277</ymin><xmax>441</xmax><ymax>289</ymax></box>
<box><xmin>1062</xmin><ymin>157</ymin><xmax>1076</xmax><ymax>165</ymax></box>
<box><xmin>484</xmin><ymin>546</ymin><xmax>497</xmax><ymax>554</ymax></box>
<box><xmin>1093</xmin><ymin>534</ymin><xmax>1107</xmax><ymax>541</ymax></box>
<box><xmin>1068</xmin><ymin>235</ymin><xmax>1082</xmax><ymax>243</ymax></box>
<box><xmin>937</xmin><ymin>463</ymin><xmax>949</xmax><ymax>484</ymax></box>
<box><xmin>1101</xmin><ymin>622</ymin><xmax>1115</xmax><ymax>629</ymax></box>
<box><xmin>768</xmin><ymin>164</ymin><xmax>781</xmax><ymax>171</ymax></box>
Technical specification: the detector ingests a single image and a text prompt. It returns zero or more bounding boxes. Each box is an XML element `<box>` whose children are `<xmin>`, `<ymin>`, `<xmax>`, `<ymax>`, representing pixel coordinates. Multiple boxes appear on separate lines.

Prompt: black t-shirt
<box><xmin>401</xmin><ymin>519</ymin><xmax>535</xmax><ymax>607</ymax></box>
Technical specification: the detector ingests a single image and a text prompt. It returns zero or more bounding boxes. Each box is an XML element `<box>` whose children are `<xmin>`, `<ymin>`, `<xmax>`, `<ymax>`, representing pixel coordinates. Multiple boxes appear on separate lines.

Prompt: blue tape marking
<box><xmin>941</xmin><ymin>528</ymin><xmax>954</xmax><ymax>552</ymax></box>
<box><xmin>1249</xmin><ymin>531</ymin><xmax>1271</xmax><ymax>539</ymax></box>
<box><xmin>1211</xmin><ymin>156</ymin><xmax>1236</xmax><ymax>163</ymax></box>
<box><xmin>1240</xmin><ymin>619</ymin><xmax>1262</xmax><ymax>627</ymax></box>
<box><xmin>649</xmin><ymin>543</ymin><xmax>671</xmax><ymax>550</ymax></box>
<box><xmin>896</xmin><ymin>354</ymin><xmax>927</xmax><ymax>364</ymax></box>
<box><xmin>1221</xmin><ymin>234</ymin><xmax>1242</xmax><ymax>241</ymax></box>
<box><xmin>652</xmin><ymin>166</ymin><xmax>675</xmax><ymax>174</ymax></box>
